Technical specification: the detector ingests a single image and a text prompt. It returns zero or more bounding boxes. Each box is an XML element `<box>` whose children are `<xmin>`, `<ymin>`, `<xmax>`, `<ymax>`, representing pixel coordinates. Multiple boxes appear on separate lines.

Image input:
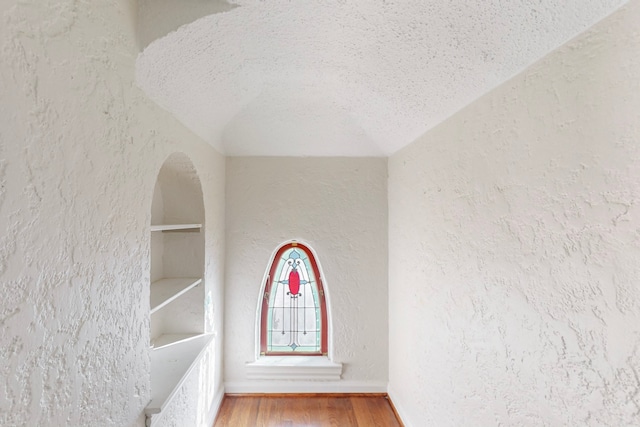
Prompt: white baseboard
<box><xmin>224</xmin><ymin>380</ymin><xmax>388</xmax><ymax>394</ymax></box>
<box><xmin>387</xmin><ymin>384</ymin><xmax>411</xmax><ymax>427</ymax></box>
<box><xmin>205</xmin><ymin>385</ymin><xmax>225</xmax><ymax>427</ymax></box>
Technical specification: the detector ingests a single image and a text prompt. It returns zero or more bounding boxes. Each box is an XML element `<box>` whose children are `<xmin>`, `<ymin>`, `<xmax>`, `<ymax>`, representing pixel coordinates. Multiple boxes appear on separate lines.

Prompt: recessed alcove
<box><xmin>146</xmin><ymin>153</ymin><xmax>213</xmax><ymax>422</ymax></box>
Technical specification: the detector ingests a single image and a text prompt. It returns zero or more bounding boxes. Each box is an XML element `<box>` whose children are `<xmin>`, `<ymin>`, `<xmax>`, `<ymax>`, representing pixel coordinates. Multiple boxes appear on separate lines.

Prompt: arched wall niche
<box><xmin>146</xmin><ymin>151</ymin><xmax>216</xmax><ymax>422</ymax></box>
<box><xmin>150</xmin><ymin>152</ymin><xmax>206</xmax><ymax>344</ymax></box>
<box><xmin>151</xmin><ymin>151</ymin><xmax>205</xmax><ymax>226</ymax></box>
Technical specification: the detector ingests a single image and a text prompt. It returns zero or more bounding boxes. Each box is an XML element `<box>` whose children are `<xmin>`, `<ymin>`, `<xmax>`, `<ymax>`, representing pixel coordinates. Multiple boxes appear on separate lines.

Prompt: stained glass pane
<box><xmin>266</xmin><ymin>245</ymin><xmax>322</xmax><ymax>353</ymax></box>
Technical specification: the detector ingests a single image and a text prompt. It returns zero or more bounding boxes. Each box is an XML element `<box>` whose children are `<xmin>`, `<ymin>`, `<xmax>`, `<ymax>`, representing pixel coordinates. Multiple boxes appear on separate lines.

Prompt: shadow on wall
<box><xmin>137</xmin><ymin>0</ymin><xmax>237</xmax><ymax>50</ymax></box>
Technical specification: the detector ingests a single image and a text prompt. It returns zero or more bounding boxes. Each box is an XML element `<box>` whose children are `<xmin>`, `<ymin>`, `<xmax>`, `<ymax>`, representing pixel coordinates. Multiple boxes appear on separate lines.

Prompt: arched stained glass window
<box><xmin>260</xmin><ymin>242</ymin><xmax>328</xmax><ymax>355</ymax></box>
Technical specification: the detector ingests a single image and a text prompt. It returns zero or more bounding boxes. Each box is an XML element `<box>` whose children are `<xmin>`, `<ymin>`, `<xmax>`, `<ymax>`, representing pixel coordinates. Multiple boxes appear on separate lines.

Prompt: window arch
<box><xmin>260</xmin><ymin>241</ymin><xmax>328</xmax><ymax>356</ymax></box>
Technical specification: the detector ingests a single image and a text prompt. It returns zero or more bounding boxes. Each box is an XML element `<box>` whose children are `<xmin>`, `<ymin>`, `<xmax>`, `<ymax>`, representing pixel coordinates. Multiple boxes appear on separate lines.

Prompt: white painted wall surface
<box><xmin>225</xmin><ymin>157</ymin><xmax>388</xmax><ymax>391</ymax></box>
<box><xmin>388</xmin><ymin>3</ymin><xmax>640</xmax><ymax>426</ymax></box>
<box><xmin>0</xmin><ymin>1</ymin><xmax>225</xmax><ymax>426</ymax></box>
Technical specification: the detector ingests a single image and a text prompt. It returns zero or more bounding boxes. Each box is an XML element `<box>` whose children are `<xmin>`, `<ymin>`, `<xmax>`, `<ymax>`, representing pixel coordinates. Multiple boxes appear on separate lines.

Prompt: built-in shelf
<box><xmin>146</xmin><ymin>333</ymin><xmax>214</xmax><ymax>416</ymax></box>
<box><xmin>150</xmin><ymin>224</ymin><xmax>202</xmax><ymax>232</ymax></box>
<box><xmin>147</xmin><ymin>156</ymin><xmax>207</xmax><ymax>426</ymax></box>
<box><xmin>150</xmin><ymin>278</ymin><xmax>202</xmax><ymax>314</ymax></box>
<box><xmin>151</xmin><ymin>333</ymin><xmax>202</xmax><ymax>350</ymax></box>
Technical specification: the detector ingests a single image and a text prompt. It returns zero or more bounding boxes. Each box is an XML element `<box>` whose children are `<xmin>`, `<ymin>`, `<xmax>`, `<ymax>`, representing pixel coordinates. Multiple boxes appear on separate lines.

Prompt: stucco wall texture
<box><xmin>225</xmin><ymin>158</ymin><xmax>388</xmax><ymax>389</ymax></box>
<box><xmin>3</xmin><ymin>0</ymin><xmax>640</xmax><ymax>425</ymax></box>
<box><xmin>388</xmin><ymin>2</ymin><xmax>640</xmax><ymax>426</ymax></box>
<box><xmin>0</xmin><ymin>1</ymin><xmax>225</xmax><ymax>426</ymax></box>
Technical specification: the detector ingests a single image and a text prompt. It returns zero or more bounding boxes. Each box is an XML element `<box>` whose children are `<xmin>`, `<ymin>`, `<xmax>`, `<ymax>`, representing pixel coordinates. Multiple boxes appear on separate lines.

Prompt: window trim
<box><xmin>258</xmin><ymin>241</ymin><xmax>329</xmax><ymax>356</ymax></box>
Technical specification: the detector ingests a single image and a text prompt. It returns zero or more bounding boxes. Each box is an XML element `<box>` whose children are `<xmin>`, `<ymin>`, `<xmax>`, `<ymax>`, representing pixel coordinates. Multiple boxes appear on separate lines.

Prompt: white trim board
<box><xmin>387</xmin><ymin>384</ymin><xmax>411</xmax><ymax>427</ymax></box>
<box><xmin>224</xmin><ymin>380</ymin><xmax>388</xmax><ymax>394</ymax></box>
<box><xmin>205</xmin><ymin>385</ymin><xmax>225</xmax><ymax>427</ymax></box>
<box><xmin>246</xmin><ymin>356</ymin><xmax>342</xmax><ymax>381</ymax></box>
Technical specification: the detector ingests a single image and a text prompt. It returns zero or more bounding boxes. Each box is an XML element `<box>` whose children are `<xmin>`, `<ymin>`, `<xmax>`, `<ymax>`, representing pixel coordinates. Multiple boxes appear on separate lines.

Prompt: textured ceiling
<box><xmin>136</xmin><ymin>0</ymin><xmax>626</xmax><ymax>157</ymax></box>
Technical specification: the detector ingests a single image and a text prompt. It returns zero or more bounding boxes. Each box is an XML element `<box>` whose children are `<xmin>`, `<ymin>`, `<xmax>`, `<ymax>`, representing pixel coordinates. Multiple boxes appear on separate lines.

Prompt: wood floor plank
<box><xmin>355</xmin><ymin>396</ymin><xmax>402</xmax><ymax>427</ymax></box>
<box><xmin>351</xmin><ymin>396</ymin><xmax>380</xmax><ymax>426</ymax></box>
<box><xmin>213</xmin><ymin>394</ymin><xmax>403</xmax><ymax>427</ymax></box>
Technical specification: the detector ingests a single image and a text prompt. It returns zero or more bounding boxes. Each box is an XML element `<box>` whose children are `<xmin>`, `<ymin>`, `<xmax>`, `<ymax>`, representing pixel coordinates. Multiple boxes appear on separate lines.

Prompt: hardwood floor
<box><xmin>213</xmin><ymin>394</ymin><xmax>403</xmax><ymax>427</ymax></box>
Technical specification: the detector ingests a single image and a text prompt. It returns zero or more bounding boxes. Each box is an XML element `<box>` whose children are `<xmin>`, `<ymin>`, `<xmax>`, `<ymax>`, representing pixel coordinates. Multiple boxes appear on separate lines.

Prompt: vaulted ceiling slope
<box><xmin>136</xmin><ymin>0</ymin><xmax>626</xmax><ymax>157</ymax></box>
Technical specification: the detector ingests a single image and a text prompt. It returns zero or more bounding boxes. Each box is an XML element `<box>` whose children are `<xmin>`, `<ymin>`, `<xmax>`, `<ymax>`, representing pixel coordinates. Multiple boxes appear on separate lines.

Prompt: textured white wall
<box><xmin>0</xmin><ymin>1</ymin><xmax>225</xmax><ymax>426</ymax></box>
<box><xmin>388</xmin><ymin>3</ymin><xmax>640</xmax><ymax>426</ymax></box>
<box><xmin>225</xmin><ymin>157</ymin><xmax>388</xmax><ymax>389</ymax></box>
